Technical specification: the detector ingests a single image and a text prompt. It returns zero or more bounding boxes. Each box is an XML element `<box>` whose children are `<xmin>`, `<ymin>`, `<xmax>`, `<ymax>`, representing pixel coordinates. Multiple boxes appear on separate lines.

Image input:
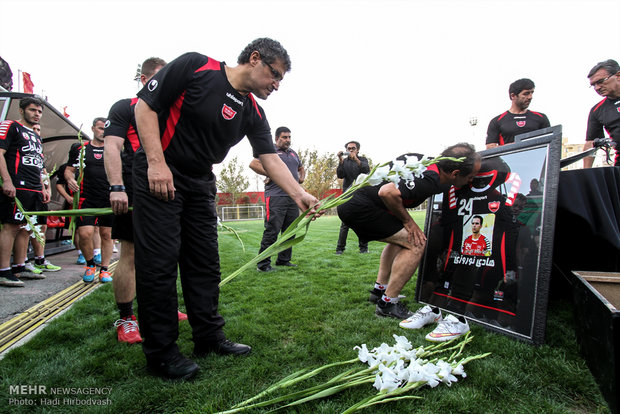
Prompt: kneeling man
<box><xmin>337</xmin><ymin>143</ymin><xmax>480</xmax><ymax>319</ymax></box>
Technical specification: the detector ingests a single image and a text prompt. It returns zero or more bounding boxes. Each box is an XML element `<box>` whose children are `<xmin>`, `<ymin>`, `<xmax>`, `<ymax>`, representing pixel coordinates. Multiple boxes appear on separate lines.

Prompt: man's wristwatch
<box><xmin>109</xmin><ymin>185</ymin><xmax>126</xmax><ymax>192</ymax></box>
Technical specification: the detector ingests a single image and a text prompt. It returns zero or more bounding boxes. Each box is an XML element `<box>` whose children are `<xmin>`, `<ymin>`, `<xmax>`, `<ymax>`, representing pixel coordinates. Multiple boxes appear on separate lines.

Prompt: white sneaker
<box><xmin>399</xmin><ymin>305</ymin><xmax>442</xmax><ymax>330</ymax></box>
<box><xmin>425</xmin><ymin>314</ymin><xmax>470</xmax><ymax>342</ymax></box>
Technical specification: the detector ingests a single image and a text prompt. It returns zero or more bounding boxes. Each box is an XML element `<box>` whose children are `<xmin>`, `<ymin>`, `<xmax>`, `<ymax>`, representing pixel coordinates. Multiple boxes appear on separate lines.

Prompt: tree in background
<box><xmin>297</xmin><ymin>148</ymin><xmax>339</xmax><ymax>199</ymax></box>
<box><xmin>217</xmin><ymin>156</ymin><xmax>249</xmax><ymax>205</ymax></box>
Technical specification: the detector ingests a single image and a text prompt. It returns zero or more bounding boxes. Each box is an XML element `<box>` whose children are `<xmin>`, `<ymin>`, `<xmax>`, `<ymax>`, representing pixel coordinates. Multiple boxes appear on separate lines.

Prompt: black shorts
<box><xmin>0</xmin><ymin>189</ymin><xmax>45</xmax><ymax>225</ymax></box>
<box><xmin>75</xmin><ymin>197</ymin><xmax>113</xmax><ymax>228</ymax></box>
<box><xmin>337</xmin><ymin>193</ymin><xmax>403</xmax><ymax>242</ymax></box>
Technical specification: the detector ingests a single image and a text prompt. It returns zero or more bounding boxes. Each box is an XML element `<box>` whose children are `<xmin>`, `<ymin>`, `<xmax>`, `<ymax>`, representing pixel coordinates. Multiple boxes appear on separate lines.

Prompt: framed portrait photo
<box><xmin>415</xmin><ymin>126</ymin><xmax>563</xmax><ymax>345</ymax></box>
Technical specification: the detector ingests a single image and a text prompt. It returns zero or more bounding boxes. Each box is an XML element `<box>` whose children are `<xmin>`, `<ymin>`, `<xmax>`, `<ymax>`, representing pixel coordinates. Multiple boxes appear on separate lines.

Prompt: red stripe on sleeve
<box><xmin>0</xmin><ymin>120</ymin><xmax>14</xmax><ymax>140</ymax></box>
<box><xmin>497</xmin><ymin>111</ymin><xmax>508</xmax><ymax>121</ymax></box>
<box><xmin>161</xmin><ymin>92</ymin><xmax>186</xmax><ymax>151</ymax></box>
<box><xmin>248</xmin><ymin>94</ymin><xmax>262</xmax><ymax>119</ymax></box>
<box><xmin>593</xmin><ymin>98</ymin><xmax>607</xmax><ymax>113</ymax></box>
<box><xmin>195</xmin><ymin>58</ymin><xmax>221</xmax><ymax>73</ymax></box>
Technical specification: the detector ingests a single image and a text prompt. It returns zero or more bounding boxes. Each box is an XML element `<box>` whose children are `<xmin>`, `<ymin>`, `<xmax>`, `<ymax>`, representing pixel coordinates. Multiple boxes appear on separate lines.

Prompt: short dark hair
<box><xmin>142</xmin><ymin>57</ymin><xmax>166</xmax><ymax>78</ymax></box>
<box><xmin>19</xmin><ymin>97</ymin><xmax>44</xmax><ymax>111</ymax></box>
<box><xmin>438</xmin><ymin>142</ymin><xmax>479</xmax><ymax>176</ymax></box>
<box><xmin>345</xmin><ymin>141</ymin><xmax>360</xmax><ymax>150</ymax></box>
<box><xmin>92</xmin><ymin>117</ymin><xmax>106</xmax><ymax>126</ymax></box>
<box><xmin>587</xmin><ymin>59</ymin><xmax>620</xmax><ymax>78</ymax></box>
<box><xmin>472</xmin><ymin>215</ymin><xmax>483</xmax><ymax>225</ymax></box>
<box><xmin>237</xmin><ymin>38</ymin><xmax>291</xmax><ymax>73</ymax></box>
<box><xmin>275</xmin><ymin>126</ymin><xmax>291</xmax><ymax>138</ymax></box>
<box><xmin>509</xmin><ymin>78</ymin><xmax>535</xmax><ymax>96</ymax></box>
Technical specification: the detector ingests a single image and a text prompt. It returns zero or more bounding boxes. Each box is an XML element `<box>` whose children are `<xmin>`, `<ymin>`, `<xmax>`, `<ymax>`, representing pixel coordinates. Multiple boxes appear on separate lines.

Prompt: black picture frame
<box><xmin>415</xmin><ymin>126</ymin><xmax>562</xmax><ymax>345</ymax></box>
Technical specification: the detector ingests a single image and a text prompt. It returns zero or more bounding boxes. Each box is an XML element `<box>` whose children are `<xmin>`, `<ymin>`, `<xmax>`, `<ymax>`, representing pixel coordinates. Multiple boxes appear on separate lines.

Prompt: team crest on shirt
<box><xmin>516</xmin><ymin>121</ymin><xmax>526</xmax><ymax>127</ymax></box>
<box><xmin>148</xmin><ymin>79</ymin><xmax>158</xmax><ymax>91</ymax></box>
<box><xmin>104</xmin><ymin>120</ymin><xmax>111</xmax><ymax>128</ymax></box>
<box><xmin>488</xmin><ymin>201</ymin><xmax>500</xmax><ymax>213</ymax></box>
<box><xmin>222</xmin><ymin>104</ymin><xmax>237</xmax><ymax>120</ymax></box>
<box><xmin>94</xmin><ymin>153</ymin><xmax>103</xmax><ymax>160</ymax></box>
<box><xmin>405</xmin><ymin>180</ymin><xmax>416</xmax><ymax>190</ymax></box>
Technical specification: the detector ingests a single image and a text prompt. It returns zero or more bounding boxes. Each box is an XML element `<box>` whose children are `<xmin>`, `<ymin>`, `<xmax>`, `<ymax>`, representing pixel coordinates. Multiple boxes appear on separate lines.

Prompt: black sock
<box><xmin>86</xmin><ymin>258</ymin><xmax>95</xmax><ymax>267</ymax></box>
<box><xmin>35</xmin><ymin>257</ymin><xmax>45</xmax><ymax>265</ymax></box>
<box><xmin>117</xmin><ymin>302</ymin><xmax>134</xmax><ymax>319</ymax></box>
<box><xmin>11</xmin><ymin>265</ymin><xmax>25</xmax><ymax>275</ymax></box>
<box><xmin>101</xmin><ymin>266</ymin><xmax>108</xmax><ymax>272</ymax></box>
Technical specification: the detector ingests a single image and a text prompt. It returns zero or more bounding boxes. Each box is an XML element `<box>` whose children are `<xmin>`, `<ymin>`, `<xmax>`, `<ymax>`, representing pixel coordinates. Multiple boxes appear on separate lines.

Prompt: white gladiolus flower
<box><xmin>393</xmin><ymin>335</ymin><xmax>413</xmax><ymax>352</ymax></box>
<box><xmin>368</xmin><ymin>165</ymin><xmax>390</xmax><ymax>186</ymax></box>
<box><xmin>452</xmin><ymin>363</ymin><xmax>466</xmax><ymax>377</ymax></box>
<box><xmin>354</xmin><ymin>173</ymin><xmax>368</xmax><ymax>185</ymax></box>
<box><xmin>354</xmin><ymin>344</ymin><xmax>371</xmax><ymax>363</ymax></box>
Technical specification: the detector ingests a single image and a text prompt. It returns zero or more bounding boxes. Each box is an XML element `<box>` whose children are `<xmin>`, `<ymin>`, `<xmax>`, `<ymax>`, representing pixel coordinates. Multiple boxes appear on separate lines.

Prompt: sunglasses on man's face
<box><xmin>346</xmin><ymin>147</ymin><xmax>357</xmax><ymax>151</ymax></box>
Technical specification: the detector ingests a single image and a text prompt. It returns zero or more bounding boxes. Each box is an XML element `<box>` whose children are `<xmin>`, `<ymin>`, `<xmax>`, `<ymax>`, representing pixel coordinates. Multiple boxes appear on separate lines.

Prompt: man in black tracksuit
<box><xmin>133</xmin><ymin>38</ymin><xmax>320</xmax><ymax>380</ymax></box>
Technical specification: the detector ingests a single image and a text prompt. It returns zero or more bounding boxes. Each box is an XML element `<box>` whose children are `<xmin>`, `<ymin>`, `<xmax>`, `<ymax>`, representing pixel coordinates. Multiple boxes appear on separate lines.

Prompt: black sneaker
<box><xmin>335</xmin><ymin>250</ymin><xmax>344</xmax><ymax>255</ymax></box>
<box><xmin>257</xmin><ymin>264</ymin><xmax>274</xmax><ymax>272</ymax></box>
<box><xmin>375</xmin><ymin>301</ymin><xmax>414</xmax><ymax>319</ymax></box>
<box><xmin>194</xmin><ymin>339</ymin><xmax>252</xmax><ymax>357</ymax></box>
<box><xmin>368</xmin><ymin>288</ymin><xmax>385</xmax><ymax>304</ymax></box>
<box><xmin>146</xmin><ymin>352</ymin><xmax>199</xmax><ymax>381</ymax></box>
<box><xmin>359</xmin><ymin>248</ymin><xmax>369</xmax><ymax>253</ymax></box>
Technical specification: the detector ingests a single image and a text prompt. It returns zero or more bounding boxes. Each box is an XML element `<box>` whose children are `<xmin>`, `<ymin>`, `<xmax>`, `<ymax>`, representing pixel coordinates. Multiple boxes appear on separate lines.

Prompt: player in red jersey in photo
<box><xmin>486</xmin><ymin>78</ymin><xmax>550</xmax><ymax>149</ymax></box>
<box><xmin>462</xmin><ymin>215</ymin><xmax>489</xmax><ymax>256</ymax></box>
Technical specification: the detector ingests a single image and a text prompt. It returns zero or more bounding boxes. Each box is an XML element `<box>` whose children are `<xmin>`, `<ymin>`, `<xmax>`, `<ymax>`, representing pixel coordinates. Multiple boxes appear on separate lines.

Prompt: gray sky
<box><xmin>1</xmin><ymin>0</ymin><xmax>618</xmax><ymax>190</ymax></box>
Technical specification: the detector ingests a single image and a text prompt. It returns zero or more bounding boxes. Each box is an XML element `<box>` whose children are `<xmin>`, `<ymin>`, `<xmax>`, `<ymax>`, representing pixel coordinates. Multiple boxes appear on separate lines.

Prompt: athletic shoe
<box><xmin>76</xmin><ymin>253</ymin><xmax>86</xmax><ymax>265</ymax></box>
<box><xmin>399</xmin><ymin>305</ymin><xmax>443</xmax><ymax>330</ymax></box>
<box><xmin>94</xmin><ymin>253</ymin><xmax>102</xmax><ymax>266</ymax></box>
<box><xmin>114</xmin><ymin>315</ymin><xmax>142</xmax><ymax>344</ymax></box>
<box><xmin>34</xmin><ymin>259</ymin><xmax>62</xmax><ymax>272</ymax></box>
<box><xmin>20</xmin><ymin>263</ymin><xmax>46</xmax><ymax>279</ymax></box>
<box><xmin>359</xmin><ymin>248</ymin><xmax>369</xmax><ymax>253</ymax></box>
<box><xmin>425</xmin><ymin>314</ymin><xmax>470</xmax><ymax>342</ymax></box>
<box><xmin>335</xmin><ymin>250</ymin><xmax>344</xmax><ymax>255</ymax></box>
<box><xmin>0</xmin><ymin>274</ymin><xmax>25</xmax><ymax>287</ymax></box>
<box><xmin>257</xmin><ymin>264</ymin><xmax>274</xmax><ymax>272</ymax></box>
<box><xmin>83</xmin><ymin>266</ymin><xmax>97</xmax><ymax>283</ymax></box>
<box><xmin>178</xmin><ymin>310</ymin><xmax>188</xmax><ymax>321</ymax></box>
<box><xmin>368</xmin><ymin>288</ymin><xmax>385</xmax><ymax>304</ymax></box>
<box><xmin>112</xmin><ymin>245</ymin><xmax>119</xmax><ymax>253</ymax></box>
<box><xmin>375</xmin><ymin>300</ymin><xmax>414</xmax><ymax>319</ymax></box>
<box><xmin>99</xmin><ymin>270</ymin><xmax>113</xmax><ymax>283</ymax></box>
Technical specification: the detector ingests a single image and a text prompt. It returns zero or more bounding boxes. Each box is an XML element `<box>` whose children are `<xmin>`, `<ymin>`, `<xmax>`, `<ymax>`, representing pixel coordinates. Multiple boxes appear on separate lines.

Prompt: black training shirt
<box><xmin>136</xmin><ymin>52</ymin><xmax>275</xmax><ymax>176</ymax></box>
<box><xmin>67</xmin><ymin>141</ymin><xmax>110</xmax><ymax>201</ymax></box>
<box><xmin>104</xmin><ymin>97</ymin><xmax>140</xmax><ymax>176</ymax></box>
<box><xmin>586</xmin><ymin>97</ymin><xmax>620</xmax><ymax>165</ymax></box>
<box><xmin>486</xmin><ymin>110</ymin><xmax>550</xmax><ymax>146</ymax></box>
<box><xmin>0</xmin><ymin>120</ymin><xmax>44</xmax><ymax>190</ymax></box>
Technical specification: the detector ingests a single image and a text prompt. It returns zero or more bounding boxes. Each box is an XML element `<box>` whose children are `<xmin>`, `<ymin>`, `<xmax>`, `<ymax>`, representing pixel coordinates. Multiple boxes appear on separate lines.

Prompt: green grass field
<box><xmin>0</xmin><ymin>214</ymin><xmax>610</xmax><ymax>413</ymax></box>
